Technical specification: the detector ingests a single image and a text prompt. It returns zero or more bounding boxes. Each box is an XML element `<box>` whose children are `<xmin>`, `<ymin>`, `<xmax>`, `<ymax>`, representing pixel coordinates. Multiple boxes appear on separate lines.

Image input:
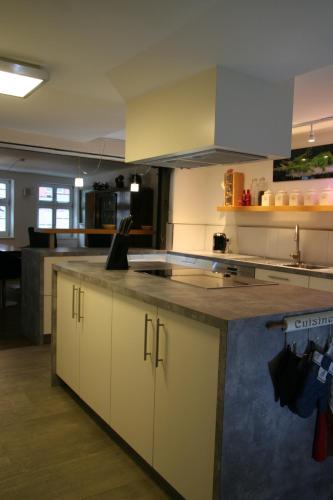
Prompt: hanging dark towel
<box><xmin>268</xmin><ymin>346</ymin><xmax>291</xmax><ymax>402</ymax></box>
<box><xmin>292</xmin><ymin>351</ymin><xmax>333</xmax><ymax>419</ymax></box>
<box><xmin>268</xmin><ymin>342</ymin><xmax>315</xmax><ymax>408</ymax></box>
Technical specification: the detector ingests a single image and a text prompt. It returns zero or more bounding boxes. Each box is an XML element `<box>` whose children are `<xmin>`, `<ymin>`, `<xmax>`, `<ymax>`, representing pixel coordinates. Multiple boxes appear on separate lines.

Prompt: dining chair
<box><xmin>28</xmin><ymin>227</ymin><xmax>57</xmax><ymax>248</ymax></box>
<box><xmin>0</xmin><ymin>252</ymin><xmax>21</xmax><ymax>308</ymax></box>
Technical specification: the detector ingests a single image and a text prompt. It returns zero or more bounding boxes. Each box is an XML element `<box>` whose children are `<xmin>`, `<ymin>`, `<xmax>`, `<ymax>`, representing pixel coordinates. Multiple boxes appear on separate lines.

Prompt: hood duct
<box><xmin>125</xmin><ymin>66</ymin><xmax>294</xmax><ymax>168</ymax></box>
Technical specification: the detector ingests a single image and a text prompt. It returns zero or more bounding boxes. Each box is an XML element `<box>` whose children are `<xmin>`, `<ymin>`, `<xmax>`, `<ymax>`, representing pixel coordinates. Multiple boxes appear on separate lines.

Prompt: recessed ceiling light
<box><xmin>0</xmin><ymin>57</ymin><xmax>48</xmax><ymax>98</ymax></box>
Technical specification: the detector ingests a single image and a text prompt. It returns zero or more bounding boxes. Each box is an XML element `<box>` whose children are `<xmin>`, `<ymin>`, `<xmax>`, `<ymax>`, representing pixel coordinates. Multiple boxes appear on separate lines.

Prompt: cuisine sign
<box><xmin>284</xmin><ymin>310</ymin><xmax>333</xmax><ymax>333</ymax></box>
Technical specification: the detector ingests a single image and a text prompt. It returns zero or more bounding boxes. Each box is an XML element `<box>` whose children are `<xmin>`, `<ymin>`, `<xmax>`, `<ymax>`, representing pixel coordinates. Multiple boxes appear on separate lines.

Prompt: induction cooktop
<box><xmin>134</xmin><ymin>268</ymin><xmax>276</xmax><ymax>289</ymax></box>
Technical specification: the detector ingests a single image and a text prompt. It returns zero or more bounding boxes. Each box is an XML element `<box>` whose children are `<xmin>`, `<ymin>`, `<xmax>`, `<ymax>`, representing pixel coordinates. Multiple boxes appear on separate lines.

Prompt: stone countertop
<box><xmin>169</xmin><ymin>250</ymin><xmax>333</xmax><ymax>278</ymax></box>
<box><xmin>53</xmin><ymin>260</ymin><xmax>333</xmax><ymax>328</ymax></box>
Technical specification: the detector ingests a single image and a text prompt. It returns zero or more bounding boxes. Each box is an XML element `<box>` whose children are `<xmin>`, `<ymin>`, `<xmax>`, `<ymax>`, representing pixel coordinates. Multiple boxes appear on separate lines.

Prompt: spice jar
<box><xmin>289</xmin><ymin>189</ymin><xmax>304</xmax><ymax>206</ymax></box>
<box><xmin>304</xmin><ymin>189</ymin><xmax>318</xmax><ymax>206</ymax></box>
<box><xmin>275</xmin><ymin>190</ymin><xmax>289</xmax><ymax>206</ymax></box>
<box><xmin>261</xmin><ymin>189</ymin><xmax>274</xmax><ymax>206</ymax></box>
<box><xmin>319</xmin><ymin>187</ymin><xmax>333</xmax><ymax>205</ymax></box>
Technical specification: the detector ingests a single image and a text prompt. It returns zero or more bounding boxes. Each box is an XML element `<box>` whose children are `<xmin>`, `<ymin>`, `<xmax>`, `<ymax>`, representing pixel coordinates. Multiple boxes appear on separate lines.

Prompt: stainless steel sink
<box><xmin>281</xmin><ymin>263</ymin><xmax>328</xmax><ymax>270</ymax></box>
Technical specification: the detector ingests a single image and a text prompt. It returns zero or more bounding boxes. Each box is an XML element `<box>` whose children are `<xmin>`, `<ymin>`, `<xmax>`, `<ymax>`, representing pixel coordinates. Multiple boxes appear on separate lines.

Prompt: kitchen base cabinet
<box><xmin>153</xmin><ymin>309</ymin><xmax>219</xmax><ymax>500</ymax></box>
<box><xmin>255</xmin><ymin>268</ymin><xmax>309</xmax><ymax>287</ymax></box>
<box><xmin>56</xmin><ymin>272</ymin><xmax>112</xmax><ymax>422</ymax></box>
<box><xmin>110</xmin><ymin>293</ymin><xmax>156</xmax><ymax>463</ymax></box>
<box><xmin>56</xmin><ymin>273</ymin><xmax>220</xmax><ymax>499</ymax></box>
<box><xmin>56</xmin><ymin>273</ymin><xmax>80</xmax><ymax>393</ymax></box>
<box><xmin>308</xmin><ymin>276</ymin><xmax>333</xmax><ymax>292</ymax></box>
<box><xmin>110</xmin><ymin>292</ymin><xmax>220</xmax><ymax>500</ymax></box>
<box><xmin>79</xmin><ymin>283</ymin><xmax>112</xmax><ymax>423</ymax></box>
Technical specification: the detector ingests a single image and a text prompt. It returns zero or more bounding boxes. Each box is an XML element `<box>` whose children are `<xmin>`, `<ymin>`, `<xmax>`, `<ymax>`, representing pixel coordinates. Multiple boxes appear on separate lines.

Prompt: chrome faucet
<box><xmin>290</xmin><ymin>224</ymin><xmax>301</xmax><ymax>266</ymax></box>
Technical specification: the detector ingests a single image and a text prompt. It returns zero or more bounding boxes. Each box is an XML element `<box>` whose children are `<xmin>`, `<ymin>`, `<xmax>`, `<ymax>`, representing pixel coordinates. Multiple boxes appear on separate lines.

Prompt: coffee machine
<box><xmin>213</xmin><ymin>233</ymin><xmax>228</xmax><ymax>253</ymax></box>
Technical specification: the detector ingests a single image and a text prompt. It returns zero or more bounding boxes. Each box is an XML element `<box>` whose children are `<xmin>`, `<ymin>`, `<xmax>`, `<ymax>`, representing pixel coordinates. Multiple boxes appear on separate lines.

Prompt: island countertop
<box><xmin>53</xmin><ymin>260</ymin><xmax>333</xmax><ymax>327</ymax></box>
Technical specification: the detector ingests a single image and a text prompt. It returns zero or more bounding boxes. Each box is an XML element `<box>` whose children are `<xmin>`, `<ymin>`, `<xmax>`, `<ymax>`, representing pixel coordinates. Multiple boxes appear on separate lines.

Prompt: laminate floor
<box><xmin>0</xmin><ymin>345</ymin><xmax>170</xmax><ymax>499</ymax></box>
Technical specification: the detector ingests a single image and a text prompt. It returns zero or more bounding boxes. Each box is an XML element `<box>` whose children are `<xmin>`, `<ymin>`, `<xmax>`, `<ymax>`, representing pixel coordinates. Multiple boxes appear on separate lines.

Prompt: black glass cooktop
<box><xmin>134</xmin><ymin>268</ymin><xmax>276</xmax><ymax>289</ymax></box>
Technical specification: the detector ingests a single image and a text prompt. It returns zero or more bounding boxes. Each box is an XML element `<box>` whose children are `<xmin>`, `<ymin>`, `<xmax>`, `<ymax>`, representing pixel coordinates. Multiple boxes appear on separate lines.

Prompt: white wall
<box><xmin>169</xmin><ymin>156</ymin><xmax>333</xmax><ymax>265</ymax></box>
<box><xmin>0</xmin><ymin>170</ymin><xmax>75</xmax><ymax>248</ymax></box>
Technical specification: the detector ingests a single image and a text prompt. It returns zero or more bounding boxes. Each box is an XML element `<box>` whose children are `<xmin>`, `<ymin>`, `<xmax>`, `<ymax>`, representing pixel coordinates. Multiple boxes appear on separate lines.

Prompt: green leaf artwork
<box><xmin>273</xmin><ymin>145</ymin><xmax>333</xmax><ymax>182</ymax></box>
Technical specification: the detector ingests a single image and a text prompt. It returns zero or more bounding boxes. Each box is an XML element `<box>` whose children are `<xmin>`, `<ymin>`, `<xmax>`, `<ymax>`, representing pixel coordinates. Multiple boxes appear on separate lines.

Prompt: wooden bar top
<box><xmin>38</xmin><ymin>228</ymin><xmax>153</xmax><ymax>235</ymax></box>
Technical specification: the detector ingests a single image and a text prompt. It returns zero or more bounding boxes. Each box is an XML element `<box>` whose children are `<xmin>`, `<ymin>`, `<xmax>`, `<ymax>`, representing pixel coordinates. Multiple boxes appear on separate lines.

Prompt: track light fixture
<box><xmin>130</xmin><ymin>174</ymin><xmax>140</xmax><ymax>192</ymax></box>
<box><xmin>308</xmin><ymin>123</ymin><xmax>315</xmax><ymax>143</ymax></box>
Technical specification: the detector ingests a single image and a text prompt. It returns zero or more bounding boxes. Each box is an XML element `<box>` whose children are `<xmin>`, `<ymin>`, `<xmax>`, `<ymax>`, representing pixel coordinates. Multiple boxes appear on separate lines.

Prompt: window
<box><xmin>37</xmin><ymin>185</ymin><xmax>73</xmax><ymax>229</ymax></box>
<box><xmin>0</xmin><ymin>179</ymin><xmax>13</xmax><ymax>237</ymax></box>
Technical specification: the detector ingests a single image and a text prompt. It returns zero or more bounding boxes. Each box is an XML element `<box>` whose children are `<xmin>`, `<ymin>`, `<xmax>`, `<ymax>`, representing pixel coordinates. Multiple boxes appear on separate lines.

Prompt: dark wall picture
<box><xmin>273</xmin><ymin>143</ymin><xmax>333</xmax><ymax>182</ymax></box>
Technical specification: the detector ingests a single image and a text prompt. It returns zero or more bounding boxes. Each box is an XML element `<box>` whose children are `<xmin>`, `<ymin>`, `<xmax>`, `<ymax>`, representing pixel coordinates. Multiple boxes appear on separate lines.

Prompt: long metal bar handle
<box><xmin>155</xmin><ymin>318</ymin><xmax>164</xmax><ymax>368</ymax></box>
<box><xmin>72</xmin><ymin>285</ymin><xmax>78</xmax><ymax>319</ymax></box>
<box><xmin>144</xmin><ymin>313</ymin><xmax>152</xmax><ymax>360</ymax></box>
<box><xmin>78</xmin><ymin>288</ymin><xmax>84</xmax><ymax>322</ymax></box>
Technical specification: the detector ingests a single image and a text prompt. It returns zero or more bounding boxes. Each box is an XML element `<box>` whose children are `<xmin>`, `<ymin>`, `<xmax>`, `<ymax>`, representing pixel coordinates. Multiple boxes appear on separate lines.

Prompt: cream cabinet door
<box><xmin>309</xmin><ymin>276</ymin><xmax>333</xmax><ymax>292</ymax></box>
<box><xmin>110</xmin><ymin>293</ymin><xmax>156</xmax><ymax>464</ymax></box>
<box><xmin>255</xmin><ymin>268</ymin><xmax>309</xmax><ymax>287</ymax></box>
<box><xmin>153</xmin><ymin>309</ymin><xmax>220</xmax><ymax>500</ymax></box>
<box><xmin>56</xmin><ymin>273</ymin><xmax>80</xmax><ymax>392</ymax></box>
<box><xmin>79</xmin><ymin>283</ymin><xmax>112</xmax><ymax>423</ymax></box>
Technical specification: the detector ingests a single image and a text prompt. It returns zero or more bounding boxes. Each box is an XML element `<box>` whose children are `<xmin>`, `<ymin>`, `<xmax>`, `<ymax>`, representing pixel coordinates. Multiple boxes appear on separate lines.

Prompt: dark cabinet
<box><xmin>85</xmin><ymin>191</ymin><xmax>117</xmax><ymax>247</ymax></box>
<box><xmin>85</xmin><ymin>191</ymin><xmax>117</xmax><ymax>228</ymax></box>
<box><xmin>115</xmin><ymin>188</ymin><xmax>154</xmax><ymax>248</ymax></box>
<box><xmin>85</xmin><ymin>188</ymin><xmax>153</xmax><ymax>248</ymax></box>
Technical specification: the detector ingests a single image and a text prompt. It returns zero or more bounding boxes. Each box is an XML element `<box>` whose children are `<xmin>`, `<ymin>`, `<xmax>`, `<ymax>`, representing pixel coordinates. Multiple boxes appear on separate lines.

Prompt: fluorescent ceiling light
<box><xmin>0</xmin><ymin>58</ymin><xmax>48</xmax><ymax>97</ymax></box>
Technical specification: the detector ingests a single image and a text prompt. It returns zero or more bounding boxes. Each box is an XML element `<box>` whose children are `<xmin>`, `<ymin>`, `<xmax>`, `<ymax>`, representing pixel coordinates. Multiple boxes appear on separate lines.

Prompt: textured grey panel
<box><xmin>221</xmin><ymin>316</ymin><xmax>333</xmax><ymax>500</ymax></box>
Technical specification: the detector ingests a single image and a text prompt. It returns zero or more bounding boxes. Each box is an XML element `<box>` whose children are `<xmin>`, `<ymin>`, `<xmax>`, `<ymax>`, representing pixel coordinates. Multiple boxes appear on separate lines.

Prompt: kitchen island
<box><xmin>52</xmin><ymin>260</ymin><xmax>333</xmax><ymax>500</ymax></box>
<box><xmin>21</xmin><ymin>247</ymin><xmax>163</xmax><ymax>344</ymax></box>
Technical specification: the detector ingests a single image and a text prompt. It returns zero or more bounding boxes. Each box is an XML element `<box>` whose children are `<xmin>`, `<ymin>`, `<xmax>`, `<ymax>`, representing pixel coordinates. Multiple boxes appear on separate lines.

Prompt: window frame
<box><xmin>36</xmin><ymin>184</ymin><xmax>73</xmax><ymax>230</ymax></box>
<box><xmin>0</xmin><ymin>179</ymin><xmax>13</xmax><ymax>238</ymax></box>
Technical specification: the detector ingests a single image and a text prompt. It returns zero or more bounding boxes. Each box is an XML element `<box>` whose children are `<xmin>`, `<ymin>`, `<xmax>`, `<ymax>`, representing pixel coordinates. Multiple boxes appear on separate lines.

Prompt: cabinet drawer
<box><xmin>309</xmin><ymin>276</ymin><xmax>333</xmax><ymax>293</ymax></box>
<box><xmin>255</xmin><ymin>268</ymin><xmax>309</xmax><ymax>287</ymax></box>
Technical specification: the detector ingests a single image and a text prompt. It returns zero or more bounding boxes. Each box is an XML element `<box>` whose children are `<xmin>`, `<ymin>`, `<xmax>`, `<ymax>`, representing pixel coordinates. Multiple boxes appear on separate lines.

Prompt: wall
<box><xmin>169</xmin><ymin>155</ymin><xmax>333</xmax><ymax>265</ymax></box>
<box><xmin>0</xmin><ymin>170</ymin><xmax>75</xmax><ymax>248</ymax></box>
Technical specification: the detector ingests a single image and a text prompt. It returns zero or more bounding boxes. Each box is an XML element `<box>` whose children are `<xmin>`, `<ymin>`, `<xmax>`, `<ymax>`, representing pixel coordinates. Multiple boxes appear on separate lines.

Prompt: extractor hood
<box><xmin>125</xmin><ymin>66</ymin><xmax>294</xmax><ymax>168</ymax></box>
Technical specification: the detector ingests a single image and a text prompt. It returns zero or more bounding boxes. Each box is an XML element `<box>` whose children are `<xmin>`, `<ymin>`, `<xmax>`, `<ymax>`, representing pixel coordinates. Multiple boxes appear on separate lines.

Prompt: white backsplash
<box><xmin>169</xmin><ymin>159</ymin><xmax>333</xmax><ymax>264</ymax></box>
<box><xmin>237</xmin><ymin>226</ymin><xmax>333</xmax><ymax>265</ymax></box>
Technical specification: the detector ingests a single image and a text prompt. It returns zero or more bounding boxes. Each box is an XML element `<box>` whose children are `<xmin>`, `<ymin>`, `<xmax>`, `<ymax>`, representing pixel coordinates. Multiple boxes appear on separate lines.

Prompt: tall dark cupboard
<box><xmin>84</xmin><ymin>188</ymin><xmax>153</xmax><ymax>248</ymax></box>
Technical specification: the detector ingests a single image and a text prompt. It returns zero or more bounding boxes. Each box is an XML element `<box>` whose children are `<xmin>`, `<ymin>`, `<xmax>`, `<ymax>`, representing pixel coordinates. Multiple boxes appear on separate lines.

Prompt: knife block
<box><xmin>105</xmin><ymin>233</ymin><xmax>130</xmax><ymax>270</ymax></box>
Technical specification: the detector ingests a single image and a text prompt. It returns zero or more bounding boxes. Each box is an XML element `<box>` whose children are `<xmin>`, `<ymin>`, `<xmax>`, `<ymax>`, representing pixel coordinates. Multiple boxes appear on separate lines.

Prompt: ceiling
<box><xmin>0</xmin><ymin>147</ymin><xmax>125</xmax><ymax>178</ymax></box>
<box><xmin>1</xmin><ymin>0</ymin><xmax>333</xmax><ymax>175</ymax></box>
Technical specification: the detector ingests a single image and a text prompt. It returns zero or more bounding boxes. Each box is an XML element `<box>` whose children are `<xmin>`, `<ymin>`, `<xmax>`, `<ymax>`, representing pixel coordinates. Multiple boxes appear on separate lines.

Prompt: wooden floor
<box><xmin>0</xmin><ymin>345</ymin><xmax>171</xmax><ymax>499</ymax></box>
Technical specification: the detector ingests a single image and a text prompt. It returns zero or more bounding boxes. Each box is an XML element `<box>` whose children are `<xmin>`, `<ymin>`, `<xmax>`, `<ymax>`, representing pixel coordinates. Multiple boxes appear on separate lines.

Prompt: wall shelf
<box><xmin>217</xmin><ymin>205</ymin><xmax>333</xmax><ymax>212</ymax></box>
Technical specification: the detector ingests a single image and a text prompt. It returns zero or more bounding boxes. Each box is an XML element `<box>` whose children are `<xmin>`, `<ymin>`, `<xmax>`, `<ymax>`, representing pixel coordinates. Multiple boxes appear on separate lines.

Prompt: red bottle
<box><xmin>245</xmin><ymin>189</ymin><xmax>251</xmax><ymax>206</ymax></box>
<box><xmin>241</xmin><ymin>190</ymin><xmax>246</xmax><ymax>206</ymax></box>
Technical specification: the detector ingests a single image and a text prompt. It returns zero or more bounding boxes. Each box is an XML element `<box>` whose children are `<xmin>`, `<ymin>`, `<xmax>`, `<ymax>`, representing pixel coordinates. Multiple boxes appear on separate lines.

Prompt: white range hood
<box><xmin>125</xmin><ymin>66</ymin><xmax>294</xmax><ymax>168</ymax></box>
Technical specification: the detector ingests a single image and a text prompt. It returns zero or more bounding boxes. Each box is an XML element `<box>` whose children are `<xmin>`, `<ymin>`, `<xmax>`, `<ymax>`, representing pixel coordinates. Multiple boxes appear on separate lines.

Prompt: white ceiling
<box><xmin>0</xmin><ymin>147</ymin><xmax>124</xmax><ymax>178</ymax></box>
<box><xmin>1</xmin><ymin>0</ymin><xmax>333</xmax><ymax>174</ymax></box>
